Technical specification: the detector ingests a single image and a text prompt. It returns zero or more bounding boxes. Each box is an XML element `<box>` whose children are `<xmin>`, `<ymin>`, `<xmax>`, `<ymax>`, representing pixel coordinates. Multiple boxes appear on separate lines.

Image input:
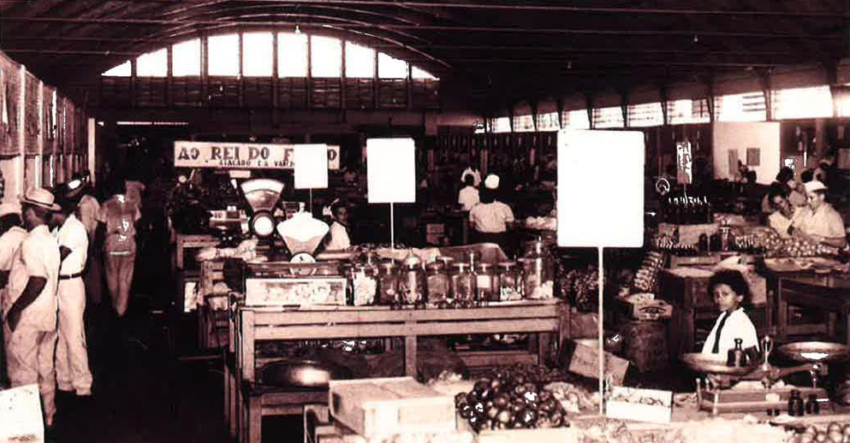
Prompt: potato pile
<box><xmin>753</xmin><ymin>230</ymin><xmax>837</xmax><ymax>257</ymax></box>
<box><xmin>788</xmin><ymin>423</ymin><xmax>850</xmax><ymax>443</ymax></box>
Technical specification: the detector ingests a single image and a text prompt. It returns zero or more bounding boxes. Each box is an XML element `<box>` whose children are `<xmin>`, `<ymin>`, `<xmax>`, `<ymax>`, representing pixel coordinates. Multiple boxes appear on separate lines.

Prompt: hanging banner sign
<box><xmin>676</xmin><ymin>141</ymin><xmax>692</xmax><ymax>185</ymax></box>
<box><xmin>174</xmin><ymin>141</ymin><xmax>340</xmax><ymax>170</ymax></box>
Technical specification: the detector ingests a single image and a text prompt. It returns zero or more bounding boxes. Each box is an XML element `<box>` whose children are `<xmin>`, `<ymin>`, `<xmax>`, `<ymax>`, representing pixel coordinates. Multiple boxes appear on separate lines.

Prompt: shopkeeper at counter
<box><xmin>325</xmin><ymin>201</ymin><xmax>352</xmax><ymax>251</ymax></box>
<box><xmin>469</xmin><ymin>174</ymin><xmax>514</xmax><ymax>252</ymax></box>
<box><xmin>790</xmin><ymin>180</ymin><xmax>847</xmax><ymax>249</ymax></box>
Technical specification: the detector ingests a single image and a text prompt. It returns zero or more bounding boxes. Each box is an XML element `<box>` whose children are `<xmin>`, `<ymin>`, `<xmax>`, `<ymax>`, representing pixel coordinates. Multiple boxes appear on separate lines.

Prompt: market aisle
<box><xmin>46</xmin><ymin>306</ymin><xmax>303</xmax><ymax>443</ymax></box>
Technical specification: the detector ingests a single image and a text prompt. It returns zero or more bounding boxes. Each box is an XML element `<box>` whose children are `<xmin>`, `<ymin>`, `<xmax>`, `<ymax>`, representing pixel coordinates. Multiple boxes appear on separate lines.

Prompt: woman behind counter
<box><xmin>702</xmin><ymin>269</ymin><xmax>759</xmax><ymax>356</ymax></box>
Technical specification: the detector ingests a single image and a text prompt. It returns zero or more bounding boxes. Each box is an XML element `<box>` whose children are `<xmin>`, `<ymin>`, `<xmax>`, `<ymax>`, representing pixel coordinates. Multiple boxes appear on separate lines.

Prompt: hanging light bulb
<box><xmin>295</xmin><ymin>24</ymin><xmax>301</xmax><ymax>35</ymax></box>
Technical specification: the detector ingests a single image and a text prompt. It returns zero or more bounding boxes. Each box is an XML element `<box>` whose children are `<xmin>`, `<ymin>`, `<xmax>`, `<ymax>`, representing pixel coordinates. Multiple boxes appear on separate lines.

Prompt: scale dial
<box><xmin>288</xmin><ymin>253</ymin><xmax>317</xmax><ymax>276</ymax></box>
<box><xmin>655</xmin><ymin>178</ymin><xmax>671</xmax><ymax>195</ymax></box>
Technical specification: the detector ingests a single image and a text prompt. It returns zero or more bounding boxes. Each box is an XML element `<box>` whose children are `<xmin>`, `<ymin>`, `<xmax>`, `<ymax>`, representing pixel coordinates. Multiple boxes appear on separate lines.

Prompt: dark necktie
<box><xmin>711</xmin><ymin>311</ymin><xmax>730</xmax><ymax>354</ymax></box>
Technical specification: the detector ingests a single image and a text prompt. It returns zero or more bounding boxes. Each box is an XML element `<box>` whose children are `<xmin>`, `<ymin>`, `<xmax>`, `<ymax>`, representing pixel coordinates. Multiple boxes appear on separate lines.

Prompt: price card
<box><xmin>294</xmin><ymin>144</ymin><xmax>329</xmax><ymax>189</ymax></box>
<box><xmin>676</xmin><ymin>141</ymin><xmax>692</xmax><ymax>184</ymax></box>
<box><xmin>556</xmin><ymin>129</ymin><xmax>645</xmax><ymax>248</ymax></box>
<box><xmin>367</xmin><ymin>138</ymin><xmax>416</xmax><ymax>204</ymax></box>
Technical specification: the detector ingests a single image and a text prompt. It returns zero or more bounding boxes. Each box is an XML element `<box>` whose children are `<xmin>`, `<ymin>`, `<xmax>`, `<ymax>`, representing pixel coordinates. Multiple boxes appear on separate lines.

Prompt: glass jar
<box><xmin>450</xmin><ymin>262</ymin><xmax>476</xmax><ymax>305</ymax></box>
<box><xmin>399</xmin><ymin>258</ymin><xmax>425</xmax><ymax>305</ymax></box>
<box><xmin>349</xmin><ymin>264</ymin><xmax>378</xmax><ymax>306</ymax></box>
<box><xmin>520</xmin><ymin>239</ymin><xmax>554</xmax><ymax>299</ymax></box>
<box><xmin>425</xmin><ymin>262</ymin><xmax>450</xmax><ymax>304</ymax></box>
<box><xmin>377</xmin><ymin>261</ymin><xmax>399</xmax><ymax>305</ymax></box>
<box><xmin>497</xmin><ymin>261</ymin><xmax>522</xmax><ymax>301</ymax></box>
<box><xmin>475</xmin><ymin>263</ymin><xmax>497</xmax><ymax>303</ymax></box>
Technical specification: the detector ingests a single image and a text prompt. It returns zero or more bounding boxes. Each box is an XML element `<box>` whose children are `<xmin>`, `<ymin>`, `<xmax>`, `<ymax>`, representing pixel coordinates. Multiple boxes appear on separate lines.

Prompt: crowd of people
<box><xmin>0</xmin><ymin>172</ymin><xmax>143</xmax><ymax>430</ymax></box>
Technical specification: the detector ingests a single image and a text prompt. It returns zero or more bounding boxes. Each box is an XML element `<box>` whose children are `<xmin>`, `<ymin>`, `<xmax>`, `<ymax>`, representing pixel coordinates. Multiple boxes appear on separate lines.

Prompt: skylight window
<box><xmin>412</xmin><ymin>66</ymin><xmax>437</xmax><ymax>80</ymax></box>
<box><xmin>773</xmin><ymin>86</ymin><xmax>833</xmax><ymax>119</ymax></box>
<box><xmin>242</xmin><ymin>32</ymin><xmax>273</xmax><ymax>77</ymax></box>
<box><xmin>311</xmin><ymin>36</ymin><xmax>342</xmax><ymax>78</ymax></box>
<box><xmin>172</xmin><ymin>39</ymin><xmax>200</xmax><ymax>77</ymax></box>
<box><xmin>208</xmin><ymin>34</ymin><xmax>239</xmax><ymax>76</ymax></box>
<box><xmin>345</xmin><ymin>42</ymin><xmax>375</xmax><ymax>78</ymax></box>
<box><xmin>278</xmin><ymin>32</ymin><xmax>308</xmax><ymax>77</ymax></box>
<box><xmin>378</xmin><ymin>53</ymin><xmax>408</xmax><ymax>79</ymax></box>
<box><xmin>103</xmin><ymin>61</ymin><xmax>131</xmax><ymax>77</ymax></box>
<box><xmin>136</xmin><ymin>48</ymin><xmax>167</xmax><ymax>77</ymax></box>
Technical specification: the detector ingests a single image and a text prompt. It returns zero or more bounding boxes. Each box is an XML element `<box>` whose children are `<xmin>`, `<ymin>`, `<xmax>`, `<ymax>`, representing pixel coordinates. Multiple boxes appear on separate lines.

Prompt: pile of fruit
<box><xmin>454</xmin><ymin>365</ymin><xmax>571</xmax><ymax>432</ymax></box>
<box><xmin>754</xmin><ymin>229</ymin><xmax>838</xmax><ymax>257</ymax></box>
<box><xmin>556</xmin><ymin>267</ymin><xmax>600</xmax><ymax>312</ymax></box>
<box><xmin>787</xmin><ymin>422</ymin><xmax>850</xmax><ymax>443</ymax></box>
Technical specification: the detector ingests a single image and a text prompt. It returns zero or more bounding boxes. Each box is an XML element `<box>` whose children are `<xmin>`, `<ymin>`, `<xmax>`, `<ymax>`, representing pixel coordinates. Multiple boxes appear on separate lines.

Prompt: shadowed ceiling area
<box><xmin>1</xmin><ymin>0</ymin><xmax>848</xmax><ymax>109</ymax></box>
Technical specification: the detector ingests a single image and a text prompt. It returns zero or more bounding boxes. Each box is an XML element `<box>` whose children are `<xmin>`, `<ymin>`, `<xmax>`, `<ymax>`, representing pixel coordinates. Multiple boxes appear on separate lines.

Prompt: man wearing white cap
<box><xmin>789</xmin><ymin>180</ymin><xmax>847</xmax><ymax>249</ymax></box>
<box><xmin>3</xmin><ymin>188</ymin><xmax>62</xmax><ymax>428</ymax></box>
<box><xmin>469</xmin><ymin>174</ymin><xmax>514</xmax><ymax>252</ymax></box>
<box><xmin>0</xmin><ymin>201</ymin><xmax>27</xmax><ymax>387</ymax></box>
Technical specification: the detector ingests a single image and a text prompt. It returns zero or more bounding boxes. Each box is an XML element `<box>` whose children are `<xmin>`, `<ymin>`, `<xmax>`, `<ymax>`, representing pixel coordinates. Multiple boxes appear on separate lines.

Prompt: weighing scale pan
<box><xmin>680</xmin><ymin>353</ymin><xmax>758</xmax><ymax>376</ymax></box>
<box><xmin>260</xmin><ymin>359</ymin><xmax>352</xmax><ymax>388</ymax></box>
<box><xmin>777</xmin><ymin>342</ymin><xmax>850</xmax><ymax>363</ymax></box>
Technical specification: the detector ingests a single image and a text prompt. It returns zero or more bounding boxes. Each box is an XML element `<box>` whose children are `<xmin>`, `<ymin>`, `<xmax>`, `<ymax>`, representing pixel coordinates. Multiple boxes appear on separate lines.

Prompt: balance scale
<box><xmin>682</xmin><ymin>341</ymin><xmax>850</xmax><ymax>415</ymax></box>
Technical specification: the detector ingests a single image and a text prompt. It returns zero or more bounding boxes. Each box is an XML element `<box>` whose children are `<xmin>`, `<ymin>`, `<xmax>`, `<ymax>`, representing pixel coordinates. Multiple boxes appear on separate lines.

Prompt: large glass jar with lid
<box><xmin>496</xmin><ymin>261</ymin><xmax>522</xmax><ymax>301</ymax></box>
<box><xmin>475</xmin><ymin>263</ymin><xmax>497</xmax><ymax>303</ymax></box>
<box><xmin>450</xmin><ymin>262</ymin><xmax>476</xmax><ymax>305</ymax></box>
<box><xmin>425</xmin><ymin>262</ymin><xmax>450</xmax><ymax>304</ymax></box>
<box><xmin>519</xmin><ymin>238</ymin><xmax>554</xmax><ymax>299</ymax></box>
<box><xmin>399</xmin><ymin>256</ymin><xmax>425</xmax><ymax>305</ymax></box>
<box><xmin>377</xmin><ymin>261</ymin><xmax>399</xmax><ymax>305</ymax></box>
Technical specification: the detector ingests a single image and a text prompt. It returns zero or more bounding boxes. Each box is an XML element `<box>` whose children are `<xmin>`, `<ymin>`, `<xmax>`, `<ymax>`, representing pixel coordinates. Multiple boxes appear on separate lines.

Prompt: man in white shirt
<box><xmin>0</xmin><ymin>202</ymin><xmax>27</xmax><ymax>388</ymax></box>
<box><xmin>460</xmin><ymin>159</ymin><xmax>482</xmax><ymax>188</ymax></box>
<box><xmin>469</xmin><ymin>174</ymin><xmax>514</xmax><ymax>252</ymax></box>
<box><xmin>457</xmin><ymin>175</ymin><xmax>480</xmax><ymax>212</ymax></box>
<box><xmin>53</xmin><ymin>192</ymin><xmax>93</xmax><ymax>397</ymax></box>
<box><xmin>3</xmin><ymin>188</ymin><xmax>62</xmax><ymax>428</ymax></box>
<box><xmin>326</xmin><ymin>202</ymin><xmax>352</xmax><ymax>251</ymax></box>
<box><xmin>790</xmin><ymin>180</ymin><xmax>847</xmax><ymax>249</ymax></box>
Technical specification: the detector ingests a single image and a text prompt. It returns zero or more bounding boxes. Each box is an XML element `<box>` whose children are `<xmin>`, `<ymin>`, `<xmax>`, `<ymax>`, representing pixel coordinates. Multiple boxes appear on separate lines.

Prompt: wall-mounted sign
<box><xmin>746</xmin><ymin>147</ymin><xmax>760</xmax><ymax>166</ymax></box>
<box><xmin>174</xmin><ymin>141</ymin><xmax>340</xmax><ymax>170</ymax></box>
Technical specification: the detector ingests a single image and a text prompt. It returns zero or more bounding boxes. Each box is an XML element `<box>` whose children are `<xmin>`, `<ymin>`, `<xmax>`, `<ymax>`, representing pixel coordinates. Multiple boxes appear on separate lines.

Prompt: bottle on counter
<box><xmin>788</xmin><ymin>390</ymin><xmax>805</xmax><ymax>417</ymax></box>
<box><xmin>377</xmin><ymin>261</ymin><xmax>399</xmax><ymax>306</ymax></box>
<box><xmin>475</xmin><ymin>263</ymin><xmax>496</xmax><ymax>304</ymax></box>
<box><xmin>805</xmin><ymin>393</ymin><xmax>820</xmax><ymax>415</ymax></box>
<box><xmin>726</xmin><ymin>338</ymin><xmax>749</xmax><ymax>368</ymax></box>
<box><xmin>399</xmin><ymin>256</ymin><xmax>425</xmax><ymax>306</ymax></box>
<box><xmin>496</xmin><ymin>261</ymin><xmax>522</xmax><ymax>301</ymax></box>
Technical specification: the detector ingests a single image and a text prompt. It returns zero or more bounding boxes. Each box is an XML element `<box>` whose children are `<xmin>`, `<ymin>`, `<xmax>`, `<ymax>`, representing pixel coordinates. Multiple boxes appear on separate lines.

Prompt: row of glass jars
<box><xmin>346</xmin><ymin>258</ymin><xmax>537</xmax><ymax>307</ymax></box>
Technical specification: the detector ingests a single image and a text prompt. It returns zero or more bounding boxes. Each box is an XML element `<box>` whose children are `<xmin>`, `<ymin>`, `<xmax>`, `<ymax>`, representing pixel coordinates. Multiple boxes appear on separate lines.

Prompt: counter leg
<box><xmin>248</xmin><ymin>395</ymin><xmax>262</xmax><ymax>443</ymax></box>
<box><xmin>538</xmin><ymin>333</ymin><xmax>552</xmax><ymax>366</ymax></box>
<box><xmin>405</xmin><ymin>335</ymin><xmax>417</xmax><ymax>377</ymax></box>
<box><xmin>778</xmin><ymin>292</ymin><xmax>788</xmax><ymax>341</ymax></box>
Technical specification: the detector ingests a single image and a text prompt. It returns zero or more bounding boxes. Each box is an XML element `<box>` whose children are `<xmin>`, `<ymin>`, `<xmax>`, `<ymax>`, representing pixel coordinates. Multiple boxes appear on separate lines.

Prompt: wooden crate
<box><xmin>329</xmin><ymin>377</ymin><xmax>455</xmax><ymax>438</ymax></box>
<box><xmin>476</xmin><ymin>428</ymin><xmax>577</xmax><ymax>443</ymax></box>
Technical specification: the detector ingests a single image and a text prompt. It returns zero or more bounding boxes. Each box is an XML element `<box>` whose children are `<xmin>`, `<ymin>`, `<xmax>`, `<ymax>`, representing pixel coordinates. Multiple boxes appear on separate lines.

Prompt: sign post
<box><xmin>367</xmin><ymin>138</ymin><xmax>416</xmax><ymax>250</ymax></box>
<box><xmin>557</xmin><ymin>129</ymin><xmax>645</xmax><ymax>414</ymax></box>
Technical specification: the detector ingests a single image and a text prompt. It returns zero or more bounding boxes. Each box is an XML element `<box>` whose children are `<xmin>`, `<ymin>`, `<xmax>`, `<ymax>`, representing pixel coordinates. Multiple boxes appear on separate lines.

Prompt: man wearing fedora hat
<box><xmin>3</xmin><ymin>187</ymin><xmax>62</xmax><ymax>428</ymax></box>
<box><xmin>52</xmin><ymin>186</ymin><xmax>93</xmax><ymax>397</ymax></box>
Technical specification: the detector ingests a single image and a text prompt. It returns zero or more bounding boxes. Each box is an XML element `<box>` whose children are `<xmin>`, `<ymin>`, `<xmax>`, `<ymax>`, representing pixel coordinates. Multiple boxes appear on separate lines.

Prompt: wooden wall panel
<box><xmin>344</xmin><ymin>78</ymin><xmax>374</xmax><ymax>109</ymax></box>
<box><xmin>311</xmin><ymin>78</ymin><xmax>341</xmax><ymax>109</ymax></box>
<box><xmin>135</xmin><ymin>77</ymin><xmax>167</xmax><ymax>107</ymax></box>
<box><xmin>24</xmin><ymin>73</ymin><xmax>41</xmax><ymax>155</ymax></box>
<box><xmin>64</xmin><ymin>100</ymin><xmax>74</xmax><ymax>155</ymax></box>
<box><xmin>42</xmin><ymin>84</ymin><xmax>56</xmax><ymax>154</ymax></box>
<box><xmin>243</xmin><ymin>78</ymin><xmax>273</xmax><ymax>108</ymax></box>
<box><xmin>171</xmin><ymin>77</ymin><xmax>204</xmax><ymax>107</ymax></box>
<box><xmin>277</xmin><ymin>77</ymin><xmax>308</xmax><ymax>109</ymax></box>
<box><xmin>377</xmin><ymin>78</ymin><xmax>406</xmax><ymax>109</ymax></box>
<box><xmin>101</xmin><ymin>77</ymin><xmax>131</xmax><ymax>108</ymax></box>
<box><xmin>208</xmin><ymin>77</ymin><xmax>240</xmax><ymax>108</ymax></box>
<box><xmin>0</xmin><ymin>55</ymin><xmax>21</xmax><ymax>156</ymax></box>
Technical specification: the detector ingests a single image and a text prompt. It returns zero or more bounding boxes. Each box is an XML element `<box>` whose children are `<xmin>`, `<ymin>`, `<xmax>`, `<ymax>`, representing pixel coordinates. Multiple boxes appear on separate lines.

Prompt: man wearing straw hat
<box><xmin>2</xmin><ymin>188</ymin><xmax>62</xmax><ymax>428</ymax></box>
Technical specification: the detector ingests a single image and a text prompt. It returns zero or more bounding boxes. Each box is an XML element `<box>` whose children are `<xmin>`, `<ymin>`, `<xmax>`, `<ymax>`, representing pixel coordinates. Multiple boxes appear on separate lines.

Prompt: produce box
<box><xmin>0</xmin><ymin>384</ymin><xmax>44</xmax><ymax>443</ymax></box>
<box><xmin>563</xmin><ymin>340</ymin><xmax>629</xmax><ymax>386</ymax></box>
<box><xmin>329</xmin><ymin>377</ymin><xmax>456</xmax><ymax>438</ymax></box>
<box><xmin>305</xmin><ymin>404</ymin><xmax>332</xmax><ymax>443</ymax></box>
<box><xmin>616</xmin><ymin>298</ymin><xmax>673</xmax><ymax>321</ymax></box>
<box><xmin>333</xmin><ymin>420</ymin><xmax>474</xmax><ymax>443</ymax></box>
<box><xmin>569</xmin><ymin>312</ymin><xmax>600</xmax><ymax>339</ymax></box>
<box><xmin>605</xmin><ymin>387</ymin><xmax>672</xmax><ymax>424</ymax></box>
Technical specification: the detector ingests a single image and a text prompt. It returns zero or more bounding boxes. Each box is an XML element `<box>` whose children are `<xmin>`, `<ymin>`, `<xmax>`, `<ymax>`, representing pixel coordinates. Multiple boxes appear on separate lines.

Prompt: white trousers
<box><xmin>4</xmin><ymin>322</ymin><xmax>58</xmax><ymax>426</ymax></box>
<box><xmin>56</xmin><ymin>278</ymin><xmax>93</xmax><ymax>395</ymax></box>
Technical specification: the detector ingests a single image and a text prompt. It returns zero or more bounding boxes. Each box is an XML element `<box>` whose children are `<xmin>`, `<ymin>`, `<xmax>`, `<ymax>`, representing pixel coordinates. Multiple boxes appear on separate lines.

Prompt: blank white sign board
<box><xmin>294</xmin><ymin>144</ymin><xmax>329</xmax><ymax>189</ymax></box>
<box><xmin>557</xmin><ymin>129</ymin><xmax>645</xmax><ymax>248</ymax></box>
<box><xmin>367</xmin><ymin>138</ymin><xmax>416</xmax><ymax>203</ymax></box>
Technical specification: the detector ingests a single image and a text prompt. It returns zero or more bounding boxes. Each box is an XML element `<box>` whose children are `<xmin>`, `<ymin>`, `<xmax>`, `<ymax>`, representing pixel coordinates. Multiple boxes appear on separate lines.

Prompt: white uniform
<box><xmin>458</xmin><ymin>186</ymin><xmax>480</xmax><ymax>212</ymax></box>
<box><xmin>326</xmin><ymin>221</ymin><xmax>351</xmax><ymax>251</ymax></box>
<box><xmin>469</xmin><ymin>201</ymin><xmax>514</xmax><ymax>233</ymax></box>
<box><xmin>701</xmin><ymin>308</ymin><xmax>759</xmax><ymax>355</ymax></box>
<box><xmin>3</xmin><ymin>225</ymin><xmax>61</xmax><ymax>426</ymax></box>
<box><xmin>55</xmin><ymin>214</ymin><xmax>92</xmax><ymax>395</ymax></box>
